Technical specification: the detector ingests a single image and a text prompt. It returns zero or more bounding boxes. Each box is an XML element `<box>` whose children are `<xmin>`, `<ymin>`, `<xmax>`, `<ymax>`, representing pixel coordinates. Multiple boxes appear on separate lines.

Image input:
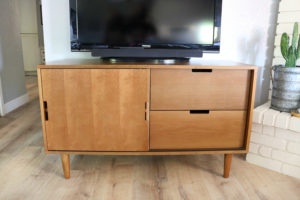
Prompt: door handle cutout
<box><xmin>190</xmin><ymin>110</ymin><xmax>210</xmax><ymax>114</ymax></box>
<box><xmin>43</xmin><ymin>101</ymin><xmax>48</xmax><ymax>121</ymax></box>
<box><xmin>192</xmin><ymin>69</ymin><xmax>212</xmax><ymax>73</ymax></box>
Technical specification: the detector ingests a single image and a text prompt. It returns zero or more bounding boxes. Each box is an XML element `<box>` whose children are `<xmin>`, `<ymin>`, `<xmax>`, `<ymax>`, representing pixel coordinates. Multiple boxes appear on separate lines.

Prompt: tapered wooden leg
<box><xmin>224</xmin><ymin>154</ymin><xmax>232</xmax><ymax>178</ymax></box>
<box><xmin>61</xmin><ymin>154</ymin><xmax>70</xmax><ymax>179</ymax></box>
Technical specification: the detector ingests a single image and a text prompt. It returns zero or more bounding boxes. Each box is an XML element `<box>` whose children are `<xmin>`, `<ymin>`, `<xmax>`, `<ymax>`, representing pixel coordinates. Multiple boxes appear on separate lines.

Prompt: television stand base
<box><xmin>91</xmin><ymin>48</ymin><xmax>203</xmax><ymax>60</ymax></box>
<box><xmin>101</xmin><ymin>57</ymin><xmax>190</xmax><ymax>64</ymax></box>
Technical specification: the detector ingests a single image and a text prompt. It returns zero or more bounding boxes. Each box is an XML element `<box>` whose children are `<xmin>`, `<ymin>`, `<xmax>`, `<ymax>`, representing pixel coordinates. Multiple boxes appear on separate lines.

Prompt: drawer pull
<box><xmin>190</xmin><ymin>110</ymin><xmax>210</xmax><ymax>114</ymax></box>
<box><xmin>192</xmin><ymin>69</ymin><xmax>212</xmax><ymax>73</ymax></box>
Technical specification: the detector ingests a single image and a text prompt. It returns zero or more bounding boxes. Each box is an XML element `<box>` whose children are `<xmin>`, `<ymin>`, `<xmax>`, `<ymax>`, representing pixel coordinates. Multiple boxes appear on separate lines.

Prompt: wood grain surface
<box><xmin>224</xmin><ymin>154</ymin><xmax>233</xmax><ymax>178</ymax></box>
<box><xmin>150</xmin><ymin>111</ymin><xmax>247</xmax><ymax>150</ymax></box>
<box><xmin>151</xmin><ymin>69</ymin><xmax>250</xmax><ymax>110</ymax></box>
<box><xmin>38</xmin><ymin>59</ymin><xmax>257</xmax><ymax>69</ymax></box>
<box><xmin>40</xmin><ymin>69</ymin><xmax>149</xmax><ymax>151</ymax></box>
<box><xmin>61</xmin><ymin>154</ymin><xmax>70</xmax><ymax>179</ymax></box>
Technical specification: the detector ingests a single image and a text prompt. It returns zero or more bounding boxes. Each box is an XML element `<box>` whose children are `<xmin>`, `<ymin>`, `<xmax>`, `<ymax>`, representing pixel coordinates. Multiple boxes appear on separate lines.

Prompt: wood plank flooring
<box><xmin>0</xmin><ymin>76</ymin><xmax>299</xmax><ymax>200</ymax></box>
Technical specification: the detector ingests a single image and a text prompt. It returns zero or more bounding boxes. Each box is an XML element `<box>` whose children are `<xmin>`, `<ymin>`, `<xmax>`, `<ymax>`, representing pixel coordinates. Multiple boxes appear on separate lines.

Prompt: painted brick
<box><xmin>275</xmin><ymin>112</ymin><xmax>291</xmax><ymax>129</ymax></box>
<box><xmin>251</xmin><ymin>132</ymin><xmax>287</xmax><ymax>150</ymax></box>
<box><xmin>282</xmin><ymin>164</ymin><xmax>300</xmax><ymax>179</ymax></box>
<box><xmin>249</xmin><ymin>142</ymin><xmax>260</xmax><ymax>153</ymax></box>
<box><xmin>263</xmin><ymin>109</ymin><xmax>280</xmax><ymax>126</ymax></box>
<box><xmin>287</xmin><ymin>142</ymin><xmax>300</xmax><ymax>155</ymax></box>
<box><xmin>259</xmin><ymin>146</ymin><xmax>272</xmax><ymax>157</ymax></box>
<box><xmin>275</xmin><ymin>128</ymin><xmax>300</xmax><ymax>143</ymax></box>
<box><xmin>289</xmin><ymin>117</ymin><xmax>300</xmax><ymax>132</ymax></box>
<box><xmin>272</xmin><ymin>150</ymin><xmax>300</xmax><ymax>167</ymax></box>
<box><xmin>253</xmin><ymin>103</ymin><xmax>270</xmax><ymax>124</ymax></box>
<box><xmin>251</xmin><ymin>123</ymin><xmax>263</xmax><ymax>133</ymax></box>
<box><xmin>272</xmin><ymin>139</ymin><xmax>287</xmax><ymax>150</ymax></box>
<box><xmin>262</xmin><ymin>125</ymin><xmax>275</xmax><ymax>136</ymax></box>
<box><xmin>246</xmin><ymin>153</ymin><xmax>282</xmax><ymax>172</ymax></box>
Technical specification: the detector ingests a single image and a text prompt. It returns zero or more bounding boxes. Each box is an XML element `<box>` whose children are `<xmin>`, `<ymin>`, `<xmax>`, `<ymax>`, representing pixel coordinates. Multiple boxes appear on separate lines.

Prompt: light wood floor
<box><xmin>0</xmin><ymin>76</ymin><xmax>300</xmax><ymax>200</ymax></box>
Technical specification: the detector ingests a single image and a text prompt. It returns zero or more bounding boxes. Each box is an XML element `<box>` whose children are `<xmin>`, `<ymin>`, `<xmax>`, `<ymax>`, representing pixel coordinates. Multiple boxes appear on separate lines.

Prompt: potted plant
<box><xmin>271</xmin><ymin>22</ymin><xmax>300</xmax><ymax>112</ymax></box>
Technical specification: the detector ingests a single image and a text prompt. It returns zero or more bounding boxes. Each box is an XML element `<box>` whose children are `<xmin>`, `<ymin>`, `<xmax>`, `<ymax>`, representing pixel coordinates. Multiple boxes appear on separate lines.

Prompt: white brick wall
<box><xmin>289</xmin><ymin>117</ymin><xmax>300</xmax><ymax>132</ymax></box>
<box><xmin>263</xmin><ymin>110</ymin><xmax>280</xmax><ymax>126</ymax></box>
<box><xmin>282</xmin><ymin>164</ymin><xmax>300</xmax><ymax>179</ymax></box>
<box><xmin>262</xmin><ymin>125</ymin><xmax>275</xmax><ymax>136</ymax></box>
<box><xmin>275</xmin><ymin>128</ymin><xmax>300</xmax><ymax>143</ymax></box>
<box><xmin>246</xmin><ymin>102</ymin><xmax>300</xmax><ymax>179</ymax></box>
<box><xmin>250</xmin><ymin>132</ymin><xmax>287</xmax><ymax>150</ymax></box>
<box><xmin>252</xmin><ymin>123</ymin><xmax>263</xmax><ymax>133</ymax></box>
<box><xmin>287</xmin><ymin>142</ymin><xmax>300</xmax><ymax>155</ymax></box>
<box><xmin>259</xmin><ymin>146</ymin><xmax>272</xmax><ymax>157</ymax></box>
<box><xmin>253</xmin><ymin>102</ymin><xmax>270</xmax><ymax>123</ymax></box>
<box><xmin>275</xmin><ymin>112</ymin><xmax>291</xmax><ymax>129</ymax></box>
<box><xmin>273</xmin><ymin>0</ymin><xmax>300</xmax><ymax>66</ymax></box>
<box><xmin>249</xmin><ymin>142</ymin><xmax>259</xmax><ymax>153</ymax></box>
<box><xmin>247</xmin><ymin>153</ymin><xmax>282</xmax><ymax>172</ymax></box>
<box><xmin>248</xmin><ymin>0</ymin><xmax>300</xmax><ymax>179</ymax></box>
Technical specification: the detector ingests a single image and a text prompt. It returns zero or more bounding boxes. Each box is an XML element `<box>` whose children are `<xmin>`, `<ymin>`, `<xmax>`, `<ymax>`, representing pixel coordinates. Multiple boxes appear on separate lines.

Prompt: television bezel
<box><xmin>70</xmin><ymin>0</ymin><xmax>222</xmax><ymax>52</ymax></box>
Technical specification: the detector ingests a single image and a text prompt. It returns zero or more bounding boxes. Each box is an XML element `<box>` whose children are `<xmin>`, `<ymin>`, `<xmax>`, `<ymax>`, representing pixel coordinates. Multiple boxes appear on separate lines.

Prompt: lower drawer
<box><xmin>150</xmin><ymin>111</ymin><xmax>247</xmax><ymax>150</ymax></box>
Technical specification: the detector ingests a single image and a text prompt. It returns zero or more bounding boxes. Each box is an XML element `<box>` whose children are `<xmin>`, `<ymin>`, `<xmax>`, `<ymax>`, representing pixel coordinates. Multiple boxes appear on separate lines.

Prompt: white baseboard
<box><xmin>0</xmin><ymin>77</ymin><xmax>4</xmax><ymax>116</ymax></box>
<box><xmin>3</xmin><ymin>93</ymin><xmax>29</xmax><ymax>115</ymax></box>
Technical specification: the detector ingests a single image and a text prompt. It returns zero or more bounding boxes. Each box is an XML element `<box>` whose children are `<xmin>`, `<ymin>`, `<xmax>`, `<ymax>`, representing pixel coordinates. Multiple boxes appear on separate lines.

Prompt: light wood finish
<box><xmin>37</xmin><ymin>69</ymin><xmax>49</xmax><ymax>152</ymax></box>
<box><xmin>150</xmin><ymin>111</ymin><xmax>247</xmax><ymax>150</ymax></box>
<box><xmin>291</xmin><ymin>110</ymin><xmax>300</xmax><ymax>118</ymax></box>
<box><xmin>1</xmin><ymin>77</ymin><xmax>300</xmax><ymax>200</ymax></box>
<box><xmin>41</xmin><ymin>69</ymin><xmax>149</xmax><ymax>151</ymax></box>
<box><xmin>39</xmin><ymin>64</ymin><xmax>257</xmax><ymax>70</ymax></box>
<box><xmin>224</xmin><ymin>154</ymin><xmax>233</xmax><ymax>178</ymax></box>
<box><xmin>45</xmin><ymin>150</ymin><xmax>248</xmax><ymax>155</ymax></box>
<box><xmin>151</xmin><ymin>69</ymin><xmax>251</xmax><ymax>110</ymax></box>
<box><xmin>37</xmin><ymin>62</ymin><xmax>257</xmax><ymax>179</ymax></box>
<box><xmin>38</xmin><ymin>59</ymin><xmax>257</xmax><ymax>69</ymax></box>
<box><xmin>244</xmin><ymin>70</ymin><xmax>258</xmax><ymax>152</ymax></box>
<box><xmin>61</xmin><ymin>154</ymin><xmax>70</xmax><ymax>179</ymax></box>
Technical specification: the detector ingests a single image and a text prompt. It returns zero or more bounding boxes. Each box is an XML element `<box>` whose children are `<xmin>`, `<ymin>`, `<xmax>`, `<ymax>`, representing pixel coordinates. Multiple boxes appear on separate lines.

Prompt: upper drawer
<box><xmin>151</xmin><ymin>69</ymin><xmax>251</xmax><ymax>110</ymax></box>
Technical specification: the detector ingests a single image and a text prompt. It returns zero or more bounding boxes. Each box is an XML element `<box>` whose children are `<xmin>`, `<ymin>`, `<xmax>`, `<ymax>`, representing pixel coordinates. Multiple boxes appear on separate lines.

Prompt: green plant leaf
<box><xmin>281</xmin><ymin>33</ymin><xmax>289</xmax><ymax>60</ymax></box>
<box><xmin>297</xmin><ymin>34</ymin><xmax>300</xmax><ymax>59</ymax></box>
<box><xmin>292</xmin><ymin>22</ymin><xmax>299</xmax><ymax>49</ymax></box>
<box><xmin>286</xmin><ymin>46</ymin><xmax>297</xmax><ymax>67</ymax></box>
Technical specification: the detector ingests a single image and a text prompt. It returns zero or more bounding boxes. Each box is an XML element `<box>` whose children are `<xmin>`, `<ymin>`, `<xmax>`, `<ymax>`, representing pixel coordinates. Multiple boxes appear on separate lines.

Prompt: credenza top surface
<box><xmin>39</xmin><ymin>59</ymin><xmax>257</xmax><ymax>70</ymax></box>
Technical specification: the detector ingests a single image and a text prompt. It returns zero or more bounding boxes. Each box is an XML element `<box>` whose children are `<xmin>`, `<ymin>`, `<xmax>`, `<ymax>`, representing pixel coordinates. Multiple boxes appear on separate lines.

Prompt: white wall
<box><xmin>219</xmin><ymin>0</ymin><xmax>279</xmax><ymax>106</ymax></box>
<box><xmin>42</xmin><ymin>0</ymin><xmax>92</xmax><ymax>61</ymax></box>
<box><xmin>0</xmin><ymin>0</ymin><xmax>29</xmax><ymax>115</ymax></box>
<box><xmin>17</xmin><ymin>0</ymin><xmax>42</xmax><ymax>72</ymax></box>
<box><xmin>18</xmin><ymin>0</ymin><xmax>38</xmax><ymax>33</ymax></box>
<box><xmin>42</xmin><ymin>0</ymin><xmax>279</xmax><ymax>106</ymax></box>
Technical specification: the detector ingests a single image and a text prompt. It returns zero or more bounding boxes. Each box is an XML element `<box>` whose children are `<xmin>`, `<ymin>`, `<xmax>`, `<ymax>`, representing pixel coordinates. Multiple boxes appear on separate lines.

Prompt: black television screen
<box><xmin>70</xmin><ymin>0</ymin><xmax>222</xmax><ymax>51</ymax></box>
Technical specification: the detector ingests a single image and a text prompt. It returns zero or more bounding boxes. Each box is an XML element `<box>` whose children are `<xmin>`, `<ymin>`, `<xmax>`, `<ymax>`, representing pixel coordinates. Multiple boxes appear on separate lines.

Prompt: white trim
<box><xmin>0</xmin><ymin>77</ymin><xmax>4</xmax><ymax>116</ymax></box>
<box><xmin>3</xmin><ymin>93</ymin><xmax>29</xmax><ymax>115</ymax></box>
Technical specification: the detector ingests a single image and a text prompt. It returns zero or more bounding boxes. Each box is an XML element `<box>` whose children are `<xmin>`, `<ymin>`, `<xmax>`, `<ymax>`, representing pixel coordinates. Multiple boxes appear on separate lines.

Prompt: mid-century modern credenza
<box><xmin>37</xmin><ymin>59</ymin><xmax>257</xmax><ymax>179</ymax></box>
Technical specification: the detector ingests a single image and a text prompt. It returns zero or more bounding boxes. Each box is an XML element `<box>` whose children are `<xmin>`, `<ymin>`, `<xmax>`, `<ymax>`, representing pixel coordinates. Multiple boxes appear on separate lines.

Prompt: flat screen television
<box><xmin>70</xmin><ymin>0</ymin><xmax>222</xmax><ymax>58</ymax></box>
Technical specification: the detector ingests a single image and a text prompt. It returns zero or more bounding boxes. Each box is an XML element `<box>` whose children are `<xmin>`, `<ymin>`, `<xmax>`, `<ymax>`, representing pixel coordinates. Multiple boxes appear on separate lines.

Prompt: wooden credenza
<box><xmin>37</xmin><ymin>60</ymin><xmax>257</xmax><ymax>179</ymax></box>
